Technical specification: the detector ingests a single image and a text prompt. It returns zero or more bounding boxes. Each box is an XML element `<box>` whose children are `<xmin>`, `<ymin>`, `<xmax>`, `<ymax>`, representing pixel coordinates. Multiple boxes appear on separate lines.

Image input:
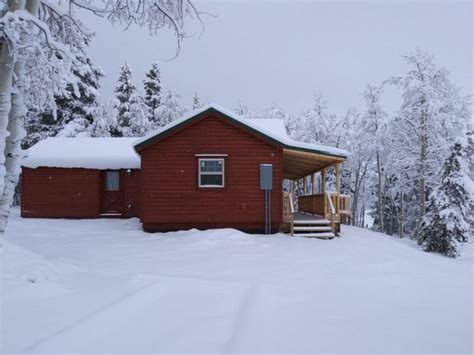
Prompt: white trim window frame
<box><xmin>198</xmin><ymin>158</ymin><xmax>225</xmax><ymax>188</ymax></box>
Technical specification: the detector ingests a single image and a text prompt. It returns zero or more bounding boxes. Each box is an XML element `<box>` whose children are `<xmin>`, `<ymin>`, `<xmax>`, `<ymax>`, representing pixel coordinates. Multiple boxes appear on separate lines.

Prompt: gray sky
<box><xmin>83</xmin><ymin>0</ymin><xmax>473</xmax><ymax>116</ymax></box>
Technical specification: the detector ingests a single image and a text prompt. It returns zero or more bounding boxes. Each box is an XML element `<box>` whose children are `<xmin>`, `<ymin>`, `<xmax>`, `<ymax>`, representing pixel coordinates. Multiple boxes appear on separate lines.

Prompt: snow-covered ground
<box><xmin>1</xmin><ymin>208</ymin><xmax>472</xmax><ymax>354</ymax></box>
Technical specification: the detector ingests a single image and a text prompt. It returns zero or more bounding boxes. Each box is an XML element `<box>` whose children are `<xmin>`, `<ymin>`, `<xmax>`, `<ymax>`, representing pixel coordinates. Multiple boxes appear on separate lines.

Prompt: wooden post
<box><xmin>311</xmin><ymin>173</ymin><xmax>315</xmax><ymax>195</ymax></box>
<box><xmin>335</xmin><ymin>163</ymin><xmax>341</xmax><ymax>216</ymax></box>
<box><xmin>321</xmin><ymin>168</ymin><xmax>326</xmax><ymax>219</ymax></box>
<box><xmin>303</xmin><ymin>176</ymin><xmax>307</xmax><ymax>196</ymax></box>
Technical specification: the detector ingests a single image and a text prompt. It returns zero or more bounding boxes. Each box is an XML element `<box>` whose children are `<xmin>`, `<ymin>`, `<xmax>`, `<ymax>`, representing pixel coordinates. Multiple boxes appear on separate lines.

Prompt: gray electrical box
<box><xmin>260</xmin><ymin>164</ymin><xmax>273</xmax><ymax>190</ymax></box>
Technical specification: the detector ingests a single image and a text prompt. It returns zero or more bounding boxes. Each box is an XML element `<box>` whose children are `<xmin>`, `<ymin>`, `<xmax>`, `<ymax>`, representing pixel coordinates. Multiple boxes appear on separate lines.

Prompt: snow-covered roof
<box><xmin>22</xmin><ymin>138</ymin><xmax>140</xmax><ymax>169</ymax></box>
<box><xmin>241</xmin><ymin>118</ymin><xmax>289</xmax><ymax>140</ymax></box>
<box><xmin>134</xmin><ymin>104</ymin><xmax>349</xmax><ymax>158</ymax></box>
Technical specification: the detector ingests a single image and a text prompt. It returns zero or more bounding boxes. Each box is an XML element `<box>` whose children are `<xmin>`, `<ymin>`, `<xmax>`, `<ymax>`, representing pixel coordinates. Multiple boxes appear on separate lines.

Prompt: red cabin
<box><xmin>21</xmin><ymin>105</ymin><xmax>350</xmax><ymax>237</ymax></box>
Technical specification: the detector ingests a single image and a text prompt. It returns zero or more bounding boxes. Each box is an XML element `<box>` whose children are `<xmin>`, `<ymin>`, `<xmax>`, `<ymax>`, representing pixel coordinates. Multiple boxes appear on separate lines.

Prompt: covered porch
<box><xmin>281</xmin><ymin>148</ymin><xmax>351</xmax><ymax>238</ymax></box>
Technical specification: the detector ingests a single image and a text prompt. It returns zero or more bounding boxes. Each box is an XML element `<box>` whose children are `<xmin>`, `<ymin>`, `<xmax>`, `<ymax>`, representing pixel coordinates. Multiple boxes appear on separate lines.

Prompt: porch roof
<box><xmin>283</xmin><ymin>148</ymin><xmax>345</xmax><ymax>180</ymax></box>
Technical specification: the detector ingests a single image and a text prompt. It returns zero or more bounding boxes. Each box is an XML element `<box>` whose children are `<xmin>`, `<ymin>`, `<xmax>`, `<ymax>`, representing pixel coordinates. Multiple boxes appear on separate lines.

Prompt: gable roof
<box><xmin>22</xmin><ymin>138</ymin><xmax>140</xmax><ymax>169</ymax></box>
<box><xmin>134</xmin><ymin>104</ymin><xmax>349</xmax><ymax>159</ymax></box>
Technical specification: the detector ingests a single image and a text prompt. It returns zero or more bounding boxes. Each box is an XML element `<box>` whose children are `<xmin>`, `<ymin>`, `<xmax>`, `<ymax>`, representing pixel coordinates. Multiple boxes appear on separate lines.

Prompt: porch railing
<box><xmin>297</xmin><ymin>192</ymin><xmax>351</xmax><ymax>222</ymax></box>
<box><xmin>298</xmin><ymin>193</ymin><xmax>325</xmax><ymax>216</ymax></box>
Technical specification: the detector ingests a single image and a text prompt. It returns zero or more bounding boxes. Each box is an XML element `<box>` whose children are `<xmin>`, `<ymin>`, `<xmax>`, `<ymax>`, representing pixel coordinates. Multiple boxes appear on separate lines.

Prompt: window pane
<box><xmin>106</xmin><ymin>171</ymin><xmax>120</xmax><ymax>191</ymax></box>
<box><xmin>200</xmin><ymin>174</ymin><xmax>223</xmax><ymax>186</ymax></box>
<box><xmin>200</xmin><ymin>160</ymin><xmax>223</xmax><ymax>172</ymax></box>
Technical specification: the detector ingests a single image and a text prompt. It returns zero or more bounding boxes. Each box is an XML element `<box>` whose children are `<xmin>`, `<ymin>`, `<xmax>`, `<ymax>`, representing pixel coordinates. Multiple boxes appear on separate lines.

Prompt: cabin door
<box><xmin>100</xmin><ymin>170</ymin><xmax>123</xmax><ymax>215</ymax></box>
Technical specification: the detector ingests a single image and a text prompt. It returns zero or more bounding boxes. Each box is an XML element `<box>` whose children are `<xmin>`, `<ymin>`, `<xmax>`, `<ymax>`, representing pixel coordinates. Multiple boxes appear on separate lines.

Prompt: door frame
<box><xmin>100</xmin><ymin>169</ymin><xmax>124</xmax><ymax>217</ymax></box>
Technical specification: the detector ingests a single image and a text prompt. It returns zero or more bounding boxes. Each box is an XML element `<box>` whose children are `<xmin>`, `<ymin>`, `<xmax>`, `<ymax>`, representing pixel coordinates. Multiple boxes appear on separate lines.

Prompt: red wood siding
<box><xmin>21</xmin><ymin>167</ymin><xmax>141</xmax><ymax>219</ymax></box>
<box><xmin>139</xmin><ymin>113</ymin><xmax>283</xmax><ymax>232</ymax></box>
<box><xmin>21</xmin><ymin>167</ymin><xmax>101</xmax><ymax>218</ymax></box>
<box><xmin>122</xmin><ymin>169</ymin><xmax>141</xmax><ymax>218</ymax></box>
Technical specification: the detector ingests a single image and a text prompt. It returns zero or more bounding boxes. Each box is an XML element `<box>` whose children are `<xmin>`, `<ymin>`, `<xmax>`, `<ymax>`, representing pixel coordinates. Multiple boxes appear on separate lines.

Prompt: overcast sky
<box><xmin>83</xmin><ymin>0</ymin><xmax>473</xmax><ymax>116</ymax></box>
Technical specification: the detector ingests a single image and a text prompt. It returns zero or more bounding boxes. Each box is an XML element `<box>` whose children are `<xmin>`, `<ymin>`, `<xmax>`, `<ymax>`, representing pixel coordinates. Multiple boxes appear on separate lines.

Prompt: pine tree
<box><xmin>418</xmin><ymin>141</ymin><xmax>473</xmax><ymax>257</ymax></box>
<box><xmin>114</xmin><ymin>63</ymin><xmax>138</xmax><ymax>136</ymax></box>
<box><xmin>122</xmin><ymin>93</ymin><xmax>150</xmax><ymax>137</ymax></box>
<box><xmin>192</xmin><ymin>92</ymin><xmax>207</xmax><ymax>110</ymax></box>
<box><xmin>234</xmin><ymin>100</ymin><xmax>253</xmax><ymax>117</ymax></box>
<box><xmin>262</xmin><ymin>103</ymin><xmax>290</xmax><ymax>121</ymax></box>
<box><xmin>143</xmin><ymin>62</ymin><xmax>162</xmax><ymax>124</ymax></box>
<box><xmin>154</xmin><ymin>90</ymin><xmax>186</xmax><ymax>127</ymax></box>
<box><xmin>23</xmin><ymin>36</ymin><xmax>103</xmax><ymax>147</ymax></box>
<box><xmin>88</xmin><ymin>100</ymin><xmax>117</xmax><ymax>137</ymax></box>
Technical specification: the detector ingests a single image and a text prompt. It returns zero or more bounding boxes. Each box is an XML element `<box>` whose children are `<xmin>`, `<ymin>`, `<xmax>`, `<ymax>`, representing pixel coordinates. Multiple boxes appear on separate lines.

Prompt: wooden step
<box><xmin>295</xmin><ymin>232</ymin><xmax>335</xmax><ymax>239</ymax></box>
<box><xmin>293</xmin><ymin>219</ymin><xmax>331</xmax><ymax>225</ymax></box>
<box><xmin>293</xmin><ymin>226</ymin><xmax>332</xmax><ymax>232</ymax></box>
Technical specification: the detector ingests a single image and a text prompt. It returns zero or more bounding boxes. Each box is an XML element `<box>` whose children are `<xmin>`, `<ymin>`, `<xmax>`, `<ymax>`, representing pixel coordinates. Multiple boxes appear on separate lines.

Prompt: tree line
<box><xmin>281</xmin><ymin>49</ymin><xmax>472</xmax><ymax>257</ymax></box>
<box><xmin>19</xmin><ymin>43</ymin><xmax>474</xmax><ymax>258</ymax></box>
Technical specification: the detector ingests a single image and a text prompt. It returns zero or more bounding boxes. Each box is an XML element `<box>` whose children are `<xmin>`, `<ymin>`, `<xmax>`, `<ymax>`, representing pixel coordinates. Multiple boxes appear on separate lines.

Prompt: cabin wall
<box><xmin>21</xmin><ymin>167</ymin><xmax>101</xmax><ymax>218</ymax></box>
<box><xmin>122</xmin><ymin>169</ymin><xmax>141</xmax><ymax>218</ymax></box>
<box><xmin>139</xmin><ymin>114</ymin><xmax>284</xmax><ymax>232</ymax></box>
<box><xmin>21</xmin><ymin>167</ymin><xmax>141</xmax><ymax>219</ymax></box>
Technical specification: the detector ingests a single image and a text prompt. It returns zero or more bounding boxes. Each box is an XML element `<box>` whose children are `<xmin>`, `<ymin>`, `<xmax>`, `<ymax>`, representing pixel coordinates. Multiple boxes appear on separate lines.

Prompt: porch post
<box><xmin>335</xmin><ymin>163</ymin><xmax>341</xmax><ymax>215</ymax></box>
<box><xmin>321</xmin><ymin>168</ymin><xmax>326</xmax><ymax>219</ymax></box>
<box><xmin>311</xmin><ymin>173</ymin><xmax>315</xmax><ymax>195</ymax></box>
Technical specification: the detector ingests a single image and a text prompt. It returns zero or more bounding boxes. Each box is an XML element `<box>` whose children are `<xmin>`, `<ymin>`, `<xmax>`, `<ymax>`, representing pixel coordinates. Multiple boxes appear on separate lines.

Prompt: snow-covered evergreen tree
<box><xmin>143</xmin><ymin>62</ymin><xmax>162</xmax><ymax>124</ymax></box>
<box><xmin>154</xmin><ymin>90</ymin><xmax>186</xmax><ymax>127</ymax></box>
<box><xmin>113</xmin><ymin>63</ymin><xmax>150</xmax><ymax>136</ymax></box>
<box><xmin>192</xmin><ymin>92</ymin><xmax>208</xmax><ymax>110</ymax></box>
<box><xmin>122</xmin><ymin>93</ymin><xmax>150</xmax><ymax>137</ymax></box>
<box><xmin>88</xmin><ymin>100</ymin><xmax>117</xmax><ymax>137</ymax></box>
<box><xmin>23</xmin><ymin>33</ymin><xmax>103</xmax><ymax>146</ymax></box>
<box><xmin>419</xmin><ymin>141</ymin><xmax>473</xmax><ymax>257</ymax></box>
<box><xmin>262</xmin><ymin>103</ymin><xmax>289</xmax><ymax>121</ymax></box>
<box><xmin>234</xmin><ymin>100</ymin><xmax>254</xmax><ymax>117</ymax></box>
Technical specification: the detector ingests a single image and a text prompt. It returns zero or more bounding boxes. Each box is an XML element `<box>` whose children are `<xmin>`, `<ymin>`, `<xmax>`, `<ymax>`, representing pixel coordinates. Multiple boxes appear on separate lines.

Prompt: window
<box><xmin>199</xmin><ymin>159</ymin><xmax>224</xmax><ymax>187</ymax></box>
<box><xmin>106</xmin><ymin>171</ymin><xmax>120</xmax><ymax>191</ymax></box>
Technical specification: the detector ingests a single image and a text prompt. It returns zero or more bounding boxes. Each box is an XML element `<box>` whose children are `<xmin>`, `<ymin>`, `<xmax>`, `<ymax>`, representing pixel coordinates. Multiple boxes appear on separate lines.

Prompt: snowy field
<box><xmin>1</xmin><ymin>208</ymin><xmax>472</xmax><ymax>354</ymax></box>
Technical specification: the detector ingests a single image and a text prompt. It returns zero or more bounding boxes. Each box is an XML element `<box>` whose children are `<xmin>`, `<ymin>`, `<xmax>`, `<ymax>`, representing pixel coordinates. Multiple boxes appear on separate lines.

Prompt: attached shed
<box><xmin>21</xmin><ymin>138</ymin><xmax>141</xmax><ymax>218</ymax></box>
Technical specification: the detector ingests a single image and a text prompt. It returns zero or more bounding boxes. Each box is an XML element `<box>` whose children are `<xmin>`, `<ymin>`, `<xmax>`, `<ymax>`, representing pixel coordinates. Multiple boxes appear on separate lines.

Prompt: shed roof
<box><xmin>22</xmin><ymin>138</ymin><xmax>141</xmax><ymax>169</ymax></box>
<box><xmin>134</xmin><ymin>104</ymin><xmax>349</xmax><ymax>159</ymax></box>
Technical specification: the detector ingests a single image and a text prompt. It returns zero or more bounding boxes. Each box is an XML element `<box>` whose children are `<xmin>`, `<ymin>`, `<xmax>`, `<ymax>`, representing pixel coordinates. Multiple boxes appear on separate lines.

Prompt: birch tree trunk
<box><xmin>376</xmin><ymin>151</ymin><xmax>384</xmax><ymax>232</ymax></box>
<box><xmin>0</xmin><ymin>0</ymin><xmax>37</xmax><ymax>233</ymax></box>
<box><xmin>351</xmin><ymin>165</ymin><xmax>360</xmax><ymax>226</ymax></box>
<box><xmin>0</xmin><ymin>43</ymin><xmax>14</xmax><ymax>204</ymax></box>
<box><xmin>417</xmin><ymin>110</ymin><xmax>428</xmax><ymax>245</ymax></box>
<box><xmin>0</xmin><ymin>0</ymin><xmax>26</xmax><ymax>211</ymax></box>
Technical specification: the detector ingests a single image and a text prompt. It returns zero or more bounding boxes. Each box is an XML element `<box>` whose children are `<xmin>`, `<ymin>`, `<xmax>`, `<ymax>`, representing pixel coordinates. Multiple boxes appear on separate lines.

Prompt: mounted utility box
<box><xmin>260</xmin><ymin>164</ymin><xmax>273</xmax><ymax>190</ymax></box>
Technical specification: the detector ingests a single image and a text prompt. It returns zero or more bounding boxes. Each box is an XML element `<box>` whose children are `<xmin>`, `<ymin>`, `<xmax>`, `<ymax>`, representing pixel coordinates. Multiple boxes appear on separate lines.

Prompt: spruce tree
<box><xmin>23</xmin><ymin>37</ymin><xmax>103</xmax><ymax>147</ymax></box>
<box><xmin>154</xmin><ymin>90</ymin><xmax>186</xmax><ymax>127</ymax></box>
<box><xmin>192</xmin><ymin>93</ymin><xmax>204</xmax><ymax>110</ymax></box>
<box><xmin>418</xmin><ymin>141</ymin><xmax>473</xmax><ymax>257</ymax></box>
<box><xmin>143</xmin><ymin>62</ymin><xmax>162</xmax><ymax>124</ymax></box>
<box><xmin>122</xmin><ymin>93</ymin><xmax>150</xmax><ymax>137</ymax></box>
<box><xmin>114</xmin><ymin>63</ymin><xmax>136</xmax><ymax>136</ymax></box>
